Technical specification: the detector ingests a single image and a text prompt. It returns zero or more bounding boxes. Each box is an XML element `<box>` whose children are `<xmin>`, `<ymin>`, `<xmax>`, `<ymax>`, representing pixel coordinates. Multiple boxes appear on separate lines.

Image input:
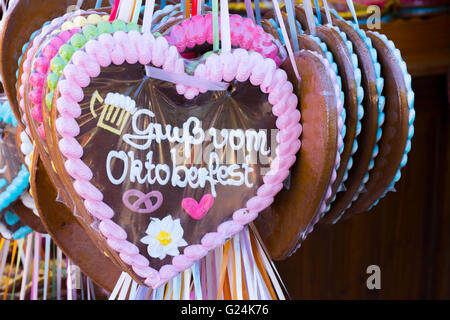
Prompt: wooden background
<box><xmin>274</xmin><ymin>14</ymin><xmax>450</xmax><ymax>299</ymax></box>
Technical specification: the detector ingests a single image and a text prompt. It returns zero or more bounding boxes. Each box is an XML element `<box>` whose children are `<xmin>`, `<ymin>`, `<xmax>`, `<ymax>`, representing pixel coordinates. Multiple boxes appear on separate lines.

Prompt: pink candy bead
<box><xmin>30</xmin><ymin>105</ymin><xmax>43</xmax><ymax>122</ymax></box>
<box><xmin>28</xmin><ymin>89</ymin><xmax>43</xmax><ymax>105</ymax></box>
<box><xmin>50</xmin><ymin>37</ymin><xmax>64</xmax><ymax>49</ymax></box>
<box><xmin>29</xmin><ymin>72</ymin><xmax>45</xmax><ymax>88</ymax></box>
<box><xmin>34</xmin><ymin>56</ymin><xmax>49</xmax><ymax>74</ymax></box>
<box><xmin>42</xmin><ymin>45</ymin><xmax>58</xmax><ymax>59</ymax></box>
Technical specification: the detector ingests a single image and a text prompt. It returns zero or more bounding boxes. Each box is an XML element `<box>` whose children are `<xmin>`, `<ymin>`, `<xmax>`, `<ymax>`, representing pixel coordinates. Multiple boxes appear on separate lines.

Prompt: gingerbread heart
<box><xmin>342</xmin><ymin>31</ymin><xmax>414</xmax><ymax>217</ymax></box>
<box><xmin>49</xmin><ymin>28</ymin><xmax>301</xmax><ymax>288</ymax></box>
<box><xmin>318</xmin><ymin>10</ymin><xmax>386</xmax><ymax>223</ymax></box>
<box><xmin>255</xmin><ymin>49</ymin><xmax>344</xmax><ymax>259</ymax></box>
<box><xmin>293</xmin><ymin>6</ymin><xmax>377</xmax><ymax>224</ymax></box>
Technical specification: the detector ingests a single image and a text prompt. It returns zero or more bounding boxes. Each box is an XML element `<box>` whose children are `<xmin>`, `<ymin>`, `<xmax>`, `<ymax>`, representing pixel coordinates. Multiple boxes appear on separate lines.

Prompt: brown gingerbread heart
<box><xmin>316</xmin><ymin>9</ymin><xmax>384</xmax><ymax>223</ymax></box>
<box><xmin>47</xmin><ymin>29</ymin><xmax>301</xmax><ymax>287</ymax></box>
<box><xmin>255</xmin><ymin>49</ymin><xmax>343</xmax><ymax>259</ymax></box>
<box><xmin>294</xmin><ymin>7</ymin><xmax>382</xmax><ymax>223</ymax></box>
<box><xmin>342</xmin><ymin>31</ymin><xmax>413</xmax><ymax>218</ymax></box>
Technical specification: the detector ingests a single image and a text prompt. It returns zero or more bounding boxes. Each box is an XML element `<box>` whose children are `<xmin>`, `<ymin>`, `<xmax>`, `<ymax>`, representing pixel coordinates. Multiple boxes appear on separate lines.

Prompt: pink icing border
<box><xmin>55</xmin><ymin>30</ymin><xmax>301</xmax><ymax>288</ymax></box>
<box><xmin>165</xmin><ymin>13</ymin><xmax>284</xmax><ymax>66</ymax></box>
<box><xmin>28</xmin><ymin>28</ymin><xmax>81</xmax><ymax>138</ymax></box>
<box><xmin>18</xmin><ymin>11</ymin><xmax>88</xmax><ymax>137</ymax></box>
<box><xmin>289</xmin><ymin>50</ymin><xmax>345</xmax><ymax>256</ymax></box>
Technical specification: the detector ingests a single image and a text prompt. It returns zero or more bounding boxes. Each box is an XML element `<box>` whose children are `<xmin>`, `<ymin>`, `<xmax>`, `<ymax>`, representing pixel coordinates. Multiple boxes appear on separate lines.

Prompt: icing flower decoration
<box><xmin>141</xmin><ymin>215</ymin><xmax>188</xmax><ymax>260</ymax></box>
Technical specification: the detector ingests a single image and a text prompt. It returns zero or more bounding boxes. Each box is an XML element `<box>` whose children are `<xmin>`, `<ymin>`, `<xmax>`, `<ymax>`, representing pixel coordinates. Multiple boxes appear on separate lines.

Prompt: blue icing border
<box><xmin>4</xmin><ymin>210</ymin><xmax>20</xmax><ymax>226</ymax></box>
<box><xmin>152</xmin><ymin>4</ymin><xmax>177</xmax><ymax>21</ymax></box>
<box><xmin>366</xmin><ymin>31</ymin><xmax>415</xmax><ymax>210</ymax></box>
<box><xmin>12</xmin><ymin>225</ymin><xmax>32</xmax><ymax>240</ymax></box>
<box><xmin>307</xmin><ymin>23</ymin><xmax>365</xmax><ymax>214</ymax></box>
<box><xmin>269</xmin><ymin>18</ymin><xmax>285</xmax><ymax>45</ymax></box>
<box><xmin>153</xmin><ymin>8</ymin><xmax>182</xmax><ymax>30</ymax></box>
<box><xmin>2</xmin><ymin>210</ymin><xmax>32</xmax><ymax>239</ymax></box>
<box><xmin>0</xmin><ymin>100</ymin><xmax>18</xmax><ymax>127</ymax></box>
<box><xmin>320</xmin><ymin>23</ymin><xmax>365</xmax><ymax>214</ymax></box>
<box><xmin>328</xmin><ymin>11</ymin><xmax>386</xmax><ymax>223</ymax></box>
<box><xmin>0</xmin><ymin>100</ymin><xmax>31</xmax><ymax>212</ymax></box>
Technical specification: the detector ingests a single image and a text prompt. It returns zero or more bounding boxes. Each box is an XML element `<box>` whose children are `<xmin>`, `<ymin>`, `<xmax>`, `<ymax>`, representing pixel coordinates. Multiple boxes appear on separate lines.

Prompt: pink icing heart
<box><xmin>182</xmin><ymin>194</ymin><xmax>215</xmax><ymax>220</ymax></box>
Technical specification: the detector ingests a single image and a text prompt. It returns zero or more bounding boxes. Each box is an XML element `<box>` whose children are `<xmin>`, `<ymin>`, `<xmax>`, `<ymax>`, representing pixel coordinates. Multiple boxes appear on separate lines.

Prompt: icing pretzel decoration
<box><xmin>123</xmin><ymin>189</ymin><xmax>164</xmax><ymax>214</ymax></box>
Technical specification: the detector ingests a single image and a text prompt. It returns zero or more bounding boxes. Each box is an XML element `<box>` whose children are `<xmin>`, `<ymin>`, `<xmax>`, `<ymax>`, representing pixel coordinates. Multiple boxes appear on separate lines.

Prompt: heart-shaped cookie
<box><xmin>315</xmin><ymin>8</ymin><xmax>385</xmax><ymax>223</ymax></box>
<box><xmin>36</xmin><ymin>14</ymin><xmax>291</xmax><ymax>288</ymax></box>
<box><xmin>342</xmin><ymin>31</ymin><xmax>414</xmax><ymax>217</ymax></box>
<box><xmin>257</xmin><ymin>13</ymin><xmax>347</xmax><ymax>258</ymax></box>
<box><xmin>49</xmin><ymin>29</ymin><xmax>301</xmax><ymax>287</ymax></box>
<box><xmin>293</xmin><ymin>7</ymin><xmax>376</xmax><ymax>222</ymax></box>
<box><xmin>4</xmin><ymin>7</ymin><xmax>133</xmax><ymax>291</ymax></box>
<box><xmin>255</xmin><ymin>49</ymin><xmax>343</xmax><ymax>259</ymax></box>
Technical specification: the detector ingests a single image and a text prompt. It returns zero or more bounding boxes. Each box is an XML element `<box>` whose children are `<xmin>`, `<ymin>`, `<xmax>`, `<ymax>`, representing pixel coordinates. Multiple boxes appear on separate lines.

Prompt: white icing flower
<box><xmin>140</xmin><ymin>215</ymin><xmax>188</xmax><ymax>260</ymax></box>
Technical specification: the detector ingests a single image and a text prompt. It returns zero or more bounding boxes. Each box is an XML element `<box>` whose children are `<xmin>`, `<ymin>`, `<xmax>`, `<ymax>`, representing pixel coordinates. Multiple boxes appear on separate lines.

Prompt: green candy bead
<box><xmin>70</xmin><ymin>33</ymin><xmax>87</xmax><ymax>49</ymax></box>
<box><xmin>112</xmin><ymin>20</ymin><xmax>127</xmax><ymax>32</ymax></box>
<box><xmin>50</xmin><ymin>57</ymin><xmax>66</xmax><ymax>76</ymax></box>
<box><xmin>186</xmin><ymin>61</ymin><xmax>200</xmax><ymax>75</ymax></box>
<box><xmin>59</xmin><ymin>44</ymin><xmax>75</xmax><ymax>61</ymax></box>
<box><xmin>126</xmin><ymin>22</ymin><xmax>140</xmax><ymax>32</ymax></box>
<box><xmin>47</xmin><ymin>73</ymin><xmax>59</xmax><ymax>91</ymax></box>
<box><xmin>46</xmin><ymin>92</ymin><xmax>54</xmax><ymax>110</ymax></box>
<box><xmin>83</xmin><ymin>24</ymin><xmax>98</xmax><ymax>40</ymax></box>
<box><xmin>153</xmin><ymin>32</ymin><xmax>162</xmax><ymax>38</ymax></box>
<box><xmin>97</xmin><ymin>21</ymin><xmax>113</xmax><ymax>34</ymax></box>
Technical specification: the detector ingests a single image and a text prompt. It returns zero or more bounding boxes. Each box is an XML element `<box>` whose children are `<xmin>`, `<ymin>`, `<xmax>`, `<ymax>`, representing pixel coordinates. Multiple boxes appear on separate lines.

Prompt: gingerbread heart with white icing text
<box><xmin>50</xmin><ymin>29</ymin><xmax>301</xmax><ymax>288</ymax></box>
